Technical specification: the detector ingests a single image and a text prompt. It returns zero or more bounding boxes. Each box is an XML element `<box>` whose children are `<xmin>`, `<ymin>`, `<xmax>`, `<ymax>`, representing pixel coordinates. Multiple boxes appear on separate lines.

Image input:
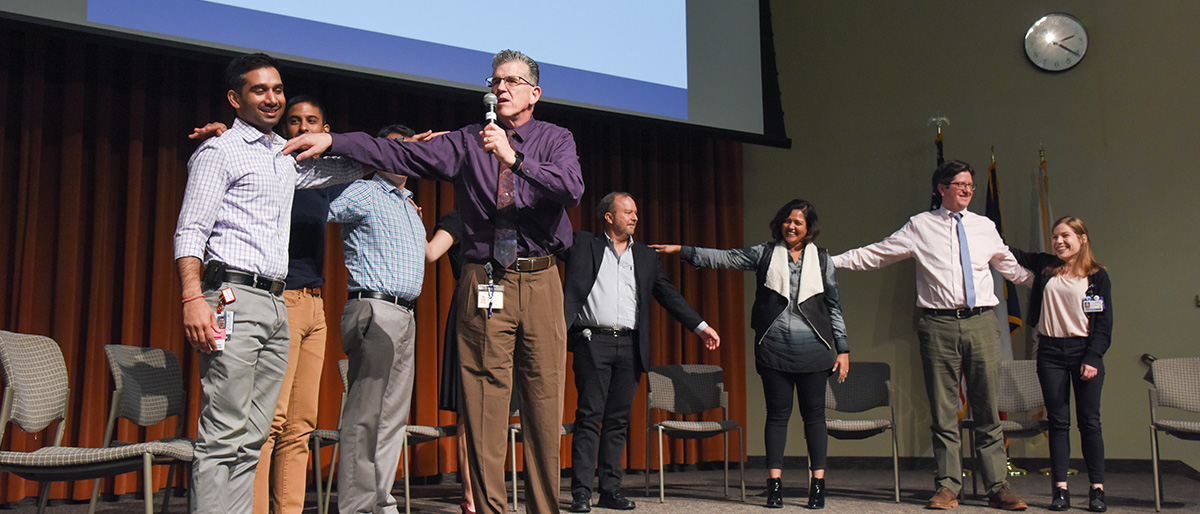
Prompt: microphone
<box><xmin>483</xmin><ymin>93</ymin><xmax>498</xmax><ymax>126</ymax></box>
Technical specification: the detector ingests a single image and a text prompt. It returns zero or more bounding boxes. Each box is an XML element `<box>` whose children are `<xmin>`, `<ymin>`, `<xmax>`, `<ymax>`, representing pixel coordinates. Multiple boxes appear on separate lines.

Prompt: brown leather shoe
<box><xmin>926</xmin><ymin>487</ymin><xmax>959</xmax><ymax>509</ymax></box>
<box><xmin>987</xmin><ymin>485</ymin><xmax>1028</xmax><ymax>511</ymax></box>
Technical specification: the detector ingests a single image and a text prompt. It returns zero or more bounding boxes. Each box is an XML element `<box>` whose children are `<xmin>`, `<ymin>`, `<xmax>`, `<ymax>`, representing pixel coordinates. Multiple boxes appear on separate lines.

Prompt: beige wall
<box><xmin>741</xmin><ymin>1</ymin><xmax>1200</xmax><ymax>470</ymax></box>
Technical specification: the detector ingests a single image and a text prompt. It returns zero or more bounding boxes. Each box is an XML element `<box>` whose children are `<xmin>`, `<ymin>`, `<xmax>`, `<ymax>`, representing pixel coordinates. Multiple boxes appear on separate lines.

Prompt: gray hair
<box><xmin>596</xmin><ymin>192</ymin><xmax>632</xmax><ymax>221</ymax></box>
<box><xmin>492</xmin><ymin>49</ymin><xmax>539</xmax><ymax>86</ymax></box>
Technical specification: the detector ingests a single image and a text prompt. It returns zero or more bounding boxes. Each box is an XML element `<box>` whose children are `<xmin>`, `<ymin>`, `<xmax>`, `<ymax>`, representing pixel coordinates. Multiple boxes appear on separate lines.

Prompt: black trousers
<box><xmin>570</xmin><ymin>332</ymin><xmax>640</xmax><ymax>496</ymax></box>
<box><xmin>1037</xmin><ymin>335</ymin><xmax>1105</xmax><ymax>484</ymax></box>
<box><xmin>759</xmin><ymin>365</ymin><xmax>828</xmax><ymax>471</ymax></box>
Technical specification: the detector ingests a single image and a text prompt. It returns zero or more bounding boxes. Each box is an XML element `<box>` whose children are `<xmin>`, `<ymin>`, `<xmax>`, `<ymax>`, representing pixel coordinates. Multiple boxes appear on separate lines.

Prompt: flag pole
<box><xmin>1037</xmin><ymin>145</ymin><xmax>1053</xmax><ymax>251</ymax></box>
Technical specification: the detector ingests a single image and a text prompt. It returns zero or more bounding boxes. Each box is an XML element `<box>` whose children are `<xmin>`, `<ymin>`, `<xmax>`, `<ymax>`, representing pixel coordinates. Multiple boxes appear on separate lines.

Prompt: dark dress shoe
<box><xmin>766</xmin><ymin>477</ymin><xmax>783</xmax><ymax>508</ymax></box>
<box><xmin>806</xmin><ymin>477</ymin><xmax>825</xmax><ymax>509</ymax></box>
<box><xmin>569</xmin><ymin>491</ymin><xmax>592</xmax><ymax>513</ymax></box>
<box><xmin>597</xmin><ymin>491</ymin><xmax>636</xmax><ymax>510</ymax></box>
<box><xmin>1088</xmin><ymin>488</ymin><xmax>1106</xmax><ymax>512</ymax></box>
<box><xmin>1049</xmin><ymin>487</ymin><xmax>1070</xmax><ymax>511</ymax></box>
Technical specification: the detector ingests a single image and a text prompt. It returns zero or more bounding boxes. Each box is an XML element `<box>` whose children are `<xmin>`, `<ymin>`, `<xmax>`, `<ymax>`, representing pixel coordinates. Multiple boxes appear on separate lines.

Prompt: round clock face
<box><xmin>1025</xmin><ymin>13</ymin><xmax>1088</xmax><ymax>71</ymax></box>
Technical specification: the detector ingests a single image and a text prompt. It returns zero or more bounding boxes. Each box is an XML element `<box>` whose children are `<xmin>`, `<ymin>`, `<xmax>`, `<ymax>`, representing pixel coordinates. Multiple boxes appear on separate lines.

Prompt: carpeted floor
<box><xmin>9</xmin><ymin>463</ymin><xmax>1199</xmax><ymax>513</ymax></box>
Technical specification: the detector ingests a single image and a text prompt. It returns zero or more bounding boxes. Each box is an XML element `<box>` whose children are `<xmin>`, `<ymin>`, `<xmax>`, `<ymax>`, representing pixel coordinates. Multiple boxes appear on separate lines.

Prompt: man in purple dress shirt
<box><xmin>284</xmin><ymin>49</ymin><xmax>583</xmax><ymax>514</ymax></box>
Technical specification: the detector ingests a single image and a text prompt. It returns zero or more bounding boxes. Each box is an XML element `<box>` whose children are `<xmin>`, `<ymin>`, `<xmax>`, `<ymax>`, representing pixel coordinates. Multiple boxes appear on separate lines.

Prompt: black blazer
<box><xmin>1013</xmin><ymin>248</ymin><xmax>1113</xmax><ymax>368</ymax></box>
<box><xmin>562</xmin><ymin>231</ymin><xmax>705</xmax><ymax>372</ymax></box>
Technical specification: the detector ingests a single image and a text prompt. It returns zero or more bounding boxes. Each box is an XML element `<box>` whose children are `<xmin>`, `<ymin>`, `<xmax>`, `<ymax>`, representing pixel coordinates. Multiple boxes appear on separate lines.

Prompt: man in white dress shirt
<box><xmin>832</xmin><ymin>160</ymin><xmax>1030</xmax><ymax>511</ymax></box>
<box><xmin>174</xmin><ymin>53</ymin><xmax>360</xmax><ymax>514</ymax></box>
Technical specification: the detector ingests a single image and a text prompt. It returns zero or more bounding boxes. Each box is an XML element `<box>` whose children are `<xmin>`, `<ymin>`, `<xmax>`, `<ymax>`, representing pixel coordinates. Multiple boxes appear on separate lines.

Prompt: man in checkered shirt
<box><xmin>326</xmin><ymin>127</ymin><xmax>427</xmax><ymax>514</ymax></box>
<box><xmin>173</xmin><ymin>53</ymin><xmax>361</xmax><ymax>514</ymax></box>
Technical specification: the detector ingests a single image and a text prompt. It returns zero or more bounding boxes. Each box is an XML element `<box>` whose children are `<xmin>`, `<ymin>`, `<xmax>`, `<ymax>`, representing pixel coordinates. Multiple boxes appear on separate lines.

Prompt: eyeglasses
<box><xmin>485</xmin><ymin>75</ymin><xmax>535</xmax><ymax>89</ymax></box>
<box><xmin>947</xmin><ymin>182</ymin><xmax>976</xmax><ymax>191</ymax></box>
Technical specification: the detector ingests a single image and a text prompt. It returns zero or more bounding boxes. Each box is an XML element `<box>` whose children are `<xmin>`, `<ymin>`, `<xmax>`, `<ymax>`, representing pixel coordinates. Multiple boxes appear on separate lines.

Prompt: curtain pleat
<box><xmin>0</xmin><ymin>20</ymin><xmax>746</xmax><ymax>503</ymax></box>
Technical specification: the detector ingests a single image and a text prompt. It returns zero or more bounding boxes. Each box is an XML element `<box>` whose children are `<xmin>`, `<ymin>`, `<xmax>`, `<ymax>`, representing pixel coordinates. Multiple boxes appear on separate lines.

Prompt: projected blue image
<box><xmin>87</xmin><ymin>0</ymin><xmax>689</xmax><ymax>119</ymax></box>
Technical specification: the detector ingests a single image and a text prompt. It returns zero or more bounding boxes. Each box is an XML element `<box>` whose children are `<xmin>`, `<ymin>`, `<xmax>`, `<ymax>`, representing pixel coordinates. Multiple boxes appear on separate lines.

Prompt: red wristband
<box><xmin>182</xmin><ymin>294</ymin><xmax>206</xmax><ymax>304</ymax></box>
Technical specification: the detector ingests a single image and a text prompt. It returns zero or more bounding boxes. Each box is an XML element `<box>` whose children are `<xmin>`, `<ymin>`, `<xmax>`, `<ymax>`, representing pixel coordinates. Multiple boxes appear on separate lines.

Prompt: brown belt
<box><xmin>508</xmin><ymin>255</ymin><xmax>556</xmax><ymax>272</ymax></box>
<box><xmin>289</xmin><ymin>286</ymin><xmax>322</xmax><ymax>297</ymax></box>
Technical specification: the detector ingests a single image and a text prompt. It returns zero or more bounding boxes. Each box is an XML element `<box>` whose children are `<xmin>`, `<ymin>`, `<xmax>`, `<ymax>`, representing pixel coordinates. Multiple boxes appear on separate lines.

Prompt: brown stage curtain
<box><xmin>0</xmin><ymin>20</ymin><xmax>745</xmax><ymax>504</ymax></box>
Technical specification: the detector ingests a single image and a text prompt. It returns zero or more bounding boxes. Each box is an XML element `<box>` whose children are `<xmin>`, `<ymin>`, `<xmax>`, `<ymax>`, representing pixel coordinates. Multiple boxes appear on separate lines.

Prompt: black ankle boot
<box><xmin>1050</xmin><ymin>487</ymin><xmax>1070</xmax><ymax>511</ymax></box>
<box><xmin>765</xmin><ymin>477</ymin><xmax>783</xmax><ymax>508</ymax></box>
<box><xmin>806</xmin><ymin>477</ymin><xmax>825</xmax><ymax>509</ymax></box>
<box><xmin>1088</xmin><ymin>487</ymin><xmax>1106</xmax><ymax>512</ymax></box>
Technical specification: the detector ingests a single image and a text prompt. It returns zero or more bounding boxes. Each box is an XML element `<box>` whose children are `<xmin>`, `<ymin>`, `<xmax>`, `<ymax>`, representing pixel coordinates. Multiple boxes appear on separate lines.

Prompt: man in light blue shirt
<box><xmin>328</xmin><ymin>132</ymin><xmax>426</xmax><ymax>514</ymax></box>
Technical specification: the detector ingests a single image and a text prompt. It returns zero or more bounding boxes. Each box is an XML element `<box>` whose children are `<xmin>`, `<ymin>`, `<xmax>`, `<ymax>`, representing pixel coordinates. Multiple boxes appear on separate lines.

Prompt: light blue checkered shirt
<box><xmin>174</xmin><ymin>118</ymin><xmax>362</xmax><ymax>280</ymax></box>
<box><xmin>328</xmin><ymin>174</ymin><xmax>426</xmax><ymax>300</ymax></box>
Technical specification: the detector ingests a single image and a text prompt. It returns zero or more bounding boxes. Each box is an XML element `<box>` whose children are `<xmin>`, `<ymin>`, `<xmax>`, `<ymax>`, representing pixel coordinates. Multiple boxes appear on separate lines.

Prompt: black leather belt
<box><xmin>509</xmin><ymin>255</ymin><xmax>556</xmax><ymax>272</ymax></box>
<box><xmin>583</xmin><ymin>326</ymin><xmax>635</xmax><ymax>337</ymax></box>
<box><xmin>924</xmin><ymin>306</ymin><xmax>993</xmax><ymax>319</ymax></box>
<box><xmin>350</xmin><ymin>291</ymin><xmax>416</xmax><ymax>310</ymax></box>
<box><xmin>224</xmin><ymin>271</ymin><xmax>286</xmax><ymax>296</ymax></box>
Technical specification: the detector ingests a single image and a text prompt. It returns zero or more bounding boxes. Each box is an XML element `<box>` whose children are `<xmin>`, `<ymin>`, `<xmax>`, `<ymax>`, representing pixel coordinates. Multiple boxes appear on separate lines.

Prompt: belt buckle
<box><xmin>955</xmin><ymin>308</ymin><xmax>971</xmax><ymax>319</ymax></box>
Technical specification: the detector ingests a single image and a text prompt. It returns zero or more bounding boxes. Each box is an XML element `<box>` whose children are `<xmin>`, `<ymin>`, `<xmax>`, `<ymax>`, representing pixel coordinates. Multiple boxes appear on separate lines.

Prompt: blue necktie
<box><xmin>950</xmin><ymin>212</ymin><xmax>976</xmax><ymax>309</ymax></box>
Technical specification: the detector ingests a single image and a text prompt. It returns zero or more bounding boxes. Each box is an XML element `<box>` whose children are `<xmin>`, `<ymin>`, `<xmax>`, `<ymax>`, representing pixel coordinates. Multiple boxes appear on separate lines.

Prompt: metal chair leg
<box><xmin>723</xmin><ymin>431</ymin><xmax>729</xmax><ymax>497</ymax></box>
<box><xmin>142</xmin><ymin>453</ymin><xmax>154</xmax><ymax>514</ymax></box>
<box><xmin>1152</xmin><ymin>426</ymin><xmax>1161</xmax><ymax>512</ymax></box>
<box><xmin>312</xmin><ymin>437</ymin><xmax>325</xmax><ymax>514</ymax></box>
<box><xmin>892</xmin><ymin>427</ymin><xmax>900</xmax><ymax>503</ymax></box>
<box><xmin>510</xmin><ymin>427</ymin><xmax>519</xmax><ymax>513</ymax></box>
<box><xmin>403</xmin><ymin>432</ymin><xmax>411</xmax><ymax>514</ymax></box>
<box><xmin>738</xmin><ymin>427</ymin><xmax>746</xmax><ymax>503</ymax></box>
<box><xmin>88</xmin><ymin>476</ymin><xmax>102</xmax><ymax>514</ymax></box>
<box><xmin>162</xmin><ymin>462</ymin><xmax>179</xmax><ymax>514</ymax></box>
<box><xmin>657</xmin><ymin>427</ymin><xmax>665</xmax><ymax>503</ymax></box>
<box><xmin>36</xmin><ymin>481</ymin><xmax>51</xmax><ymax>514</ymax></box>
<box><xmin>645</xmin><ymin>425</ymin><xmax>654</xmax><ymax>497</ymax></box>
<box><xmin>325</xmin><ymin>440</ymin><xmax>342</xmax><ymax>514</ymax></box>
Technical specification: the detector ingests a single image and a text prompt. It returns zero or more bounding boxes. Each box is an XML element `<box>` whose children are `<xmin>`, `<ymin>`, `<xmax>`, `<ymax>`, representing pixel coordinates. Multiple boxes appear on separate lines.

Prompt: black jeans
<box><xmin>759</xmin><ymin>365</ymin><xmax>828</xmax><ymax>471</ymax></box>
<box><xmin>1037</xmin><ymin>335</ymin><xmax>1105</xmax><ymax>484</ymax></box>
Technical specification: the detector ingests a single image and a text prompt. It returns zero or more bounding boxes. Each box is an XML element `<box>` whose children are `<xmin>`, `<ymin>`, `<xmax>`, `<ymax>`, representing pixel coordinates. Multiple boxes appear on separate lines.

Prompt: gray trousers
<box><xmin>918</xmin><ymin>310</ymin><xmax>1007</xmax><ymax>495</ymax></box>
<box><xmin>338</xmin><ymin>298</ymin><xmax>417</xmax><ymax>514</ymax></box>
<box><xmin>193</xmin><ymin>284</ymin><xmax>290</xmax><ymax>514</ymax></box>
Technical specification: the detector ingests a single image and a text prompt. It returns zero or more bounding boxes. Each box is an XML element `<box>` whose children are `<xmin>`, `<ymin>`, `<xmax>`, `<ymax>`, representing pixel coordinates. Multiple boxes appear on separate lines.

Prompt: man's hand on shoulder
<box><xmin>188</xmin><ymin>121</ymin><xmax>228</xmax><ymax>141</ymax></box>
<box><xmin>282</xmin><ymin>132</ymin><xmax>333</xmax><ymax>160</ymax></box>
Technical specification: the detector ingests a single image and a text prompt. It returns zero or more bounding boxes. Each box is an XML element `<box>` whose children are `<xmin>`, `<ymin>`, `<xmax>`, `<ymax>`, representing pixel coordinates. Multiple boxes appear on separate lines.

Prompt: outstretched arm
<box><xmin>831</xmin><ymin>222</ymin><xmax>915</xmax><ymax>271</ymax></box>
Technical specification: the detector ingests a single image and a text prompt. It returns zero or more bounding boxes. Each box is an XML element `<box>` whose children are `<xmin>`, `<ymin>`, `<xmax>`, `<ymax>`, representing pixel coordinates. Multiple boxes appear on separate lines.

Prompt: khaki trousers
<box><xmin>918</xmin><ymin>310</ymin><xmax>1007</xmax><ymax>495</ymax></box>
<box><xmin>254</xmin><ymin>289</ymin><xmax>327</xmax><ymax>514</ymax></box>
<box><xmin>457</xmin><ymin>264</ymin><xmax>566</xmax><ymax>514</ymax></box>
<box><xmin>193</xmin><ymin>284</ymin><xmax>289</xmax><ymax>514</ymax></box>
<box><xmin>338</xmin><ymin>299</ymin><xmax>417</xmax><ymax>514</ymax></box>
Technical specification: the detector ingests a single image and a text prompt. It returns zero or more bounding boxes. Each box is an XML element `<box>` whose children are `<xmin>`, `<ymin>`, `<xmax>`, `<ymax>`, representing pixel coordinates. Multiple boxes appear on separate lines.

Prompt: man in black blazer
<box><xmin>563</xmin><ymin>192</ymin><xmax>720</xmax><ymax>512</ymax></box>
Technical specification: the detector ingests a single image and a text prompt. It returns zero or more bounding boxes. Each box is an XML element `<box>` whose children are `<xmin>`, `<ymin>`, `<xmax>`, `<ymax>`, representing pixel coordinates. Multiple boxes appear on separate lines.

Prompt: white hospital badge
<box><xmin>213</xmin><ymin>311</ymin><xmax>233</xmax><ymax>352</ymax></box>
<box><xmin>477</xmin><ymin>284</ymin><xmax>504</xmax><ymax>311</ymax></box>
<box><xmin>1082</xmin><ymin>295</ymin><xmax>1105</xmax><ymax>313</ymax></box>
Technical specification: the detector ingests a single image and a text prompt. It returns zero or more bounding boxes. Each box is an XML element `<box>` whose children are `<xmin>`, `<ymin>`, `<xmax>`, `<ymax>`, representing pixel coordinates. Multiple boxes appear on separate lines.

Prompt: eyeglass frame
<box><xmin>485</xmin><ymin>75</ymin><xmax>536</xmax><ymax>89</ymax></box>
<box><xmin>945</xmin><ymin>181</ymin><xmax>976</xmax><ymax>191</ymax></box>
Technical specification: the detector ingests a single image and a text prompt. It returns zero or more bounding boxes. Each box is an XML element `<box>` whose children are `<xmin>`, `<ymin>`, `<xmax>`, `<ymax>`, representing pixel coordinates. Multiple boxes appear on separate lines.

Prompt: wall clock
<box><xmin>1025</xmin><ymin>13</ymin><xmax>1088</xmax><ymax>71</ymax></box>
